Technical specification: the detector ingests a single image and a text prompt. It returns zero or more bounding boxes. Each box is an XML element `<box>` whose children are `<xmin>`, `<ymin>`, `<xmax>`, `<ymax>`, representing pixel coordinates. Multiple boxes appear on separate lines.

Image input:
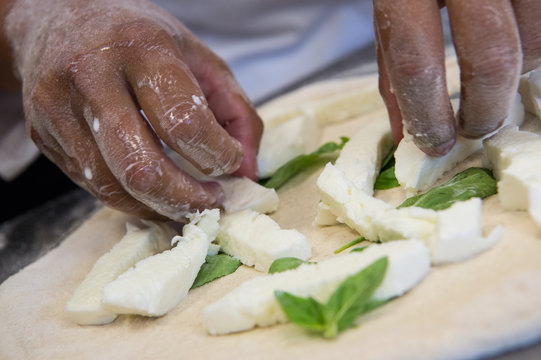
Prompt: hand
<box><xmin>374</xmin><ymin>0</ymin><xmax>541</xmax><ymax>156</ymax></box>
<box><xmin>3</xmin><ymin>0</ymin><xmax>263</xmax><ymax>221</ymax></box>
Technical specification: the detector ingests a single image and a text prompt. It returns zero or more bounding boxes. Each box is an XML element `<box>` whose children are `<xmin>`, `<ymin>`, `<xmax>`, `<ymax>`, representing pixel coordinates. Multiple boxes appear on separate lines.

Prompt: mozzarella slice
<box><xmin>313</xmin><ymin>202</ymin><xmax>338</xmax><ymax>226</ymax></box>
<box><xmin>202</xmin><ymin>239</ymin><xmax>430</xmax><ymax>335</ymax></box>
<box><xmin>300</xmin><ymin>86</ymin><xmax>383</xmax><ymax>126</ymax></box>
<box><xmin>318</xmin><ymin>163</ymin><xmax>501</xmax><ymax>264</ymax></box>
<box><xmin>334</xmin><ymin>119</ymin><xmax>393</xmax><ymax>195</ymax></box>
<box><xmin>317</xmin><ymin>163</ymin><xmax>392</xmax><ymax>240</ymax></box>
<box><xmin>101</xmin><ymin>209</ymin><xmax>219</xmax><ymax>317</ymax></box>
<box><xmin>429</xmin><ymin>198</ymin><xmax>504</xmax><ymax>264</ymax></box>
<box><xmin>65</xmin><ymin>221</ymin><xmax>175</xmax><ymax>325</ymax></box>
<box><xmin>395</xmin><ymin>94</ymin><xmax>525</xmax><ymax>193</ymax></box>
<box><xmin>218</xmin><ymin>176</ymin><xmax>279</xmax><ymax>214</ymax></box>
<box><xmin>519</xmin><ymin>69</ymin><xmax>541</xmax><ymax>119</ymax></box>
<box><xmin>216</xmin><ymin>209</ymin><xmax>311</xmax><ymax>272</ymax></box>
<box><xmin>483</xmin><ymin>126</ymin><xmax>541</xmax><ymax>228</ymax></box>
<box><xmin>167</xmin><ymin>150</ymin><xmax>279</xmax><ymax>214</ymax></box>
<box><xmin>257</xmin><ymin>114</ymin><xmax>321</xmax><ymax>178</ymax></box>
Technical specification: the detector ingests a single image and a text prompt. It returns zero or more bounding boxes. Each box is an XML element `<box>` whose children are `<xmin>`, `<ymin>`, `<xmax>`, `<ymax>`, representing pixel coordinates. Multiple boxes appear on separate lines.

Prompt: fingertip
<box><xmin>418</xmin><ymin>136</ymin><xmax>456</xmax><ymax>157</ymax></box>
<box><xmin>201</xmin><ymin>181</ymin><xmax>225</xmax><ymax>208</ymax></box>
<box><xmin>233</xmin><ymin>149</ymin><xmax>258</xmax><ymax>180</ymax></box>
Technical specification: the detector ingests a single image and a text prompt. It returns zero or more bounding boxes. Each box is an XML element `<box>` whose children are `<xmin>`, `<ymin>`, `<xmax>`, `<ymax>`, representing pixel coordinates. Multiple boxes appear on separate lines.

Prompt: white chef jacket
<box><xmin>0</xmin><ymin>0</ymin><xmax>374</xmax><ymax>181</ymax></box>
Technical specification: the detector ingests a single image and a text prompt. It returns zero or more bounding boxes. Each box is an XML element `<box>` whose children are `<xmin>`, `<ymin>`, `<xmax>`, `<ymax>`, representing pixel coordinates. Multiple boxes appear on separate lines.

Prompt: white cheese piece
<box><xmin>218</xmin><ymin>176</ymin><xmax>278</xmax><ymax>214</ymax></box>
<box><xmin>372</xmin><ymin>206</ymin><xmax>438</xmax><ymax>243</ymax></box>
<box><xmin>101</xmin><ymin>209</ymin><xmax>219</xmax><ymax>317</ymax></box>
<box><xmin>395</xmin><ymin>136</ymin><xmax>481</xmax><ymax>194</ymax></box>
<box><xmin>202</xmin><ymin>239</ymin><xmax>430</xmax><ymax>335</ymax></box>
<box><xmin>216</xmin><ymin>209</ymin><xmax>311</xmax><ymax>272</ymax></box>
<box><xmin>317</xmin><ymin>163</ymin><xmax>392</xmax><ymax>240</ymax></box>
<box><xmin>334</xmin><ymin>119</ymin><xmax>394</xmax><ymax>195</ymax></box>
<box><xmin>372</xmin><ymin>199</ymin><xmax>502</xmax><ymax>264</ymax></box>
<box><xmin>313</xmin><ymin>202</ymin><xmax>338</xmax><ymax>226</ymax></box>
<box><xmin>65</xmin><ymin>221</ymin><xmax>175</xmax><ymax>325</ymax></box>
<box><xmin>207</xmin><ymin>243</ymin><xmax>221</xmax><ymax>257</ymax></box>
<box><xmin>257</xmin><ymin>114</ymin><xmax>321</xmax><ymax>178</ymax></box>
<box><xmin>166</xmin><ymin>150</ymin><xmax>279</xmax><ymax>214</ymax></box>
<box><xmin>483</xmin><ymin>126</ymin><xmax>541</xmax><ymax>228</ymax></box>
<box><xmin>429</xmin><ymin>198</ymin><xmax>503</xmax><ymax>264</ymax></box>
<box><xmin>395</xmin><ymin>94</ymin><xmax>525</xmax><ymax>193</ymax></box>
<box><xmin>518</xmin><ymin>73</ymin><xmax>537</xmax><ymax>116</ymax></box>
<box><xmin>319</xmin><ymin>162</ymin><xmax>500</xmax><ymax>264</ymax></box>
<box><xmin>300</xmin><ymin>85</ymin><xmax>383</xmax><ymax>126</ymax></box>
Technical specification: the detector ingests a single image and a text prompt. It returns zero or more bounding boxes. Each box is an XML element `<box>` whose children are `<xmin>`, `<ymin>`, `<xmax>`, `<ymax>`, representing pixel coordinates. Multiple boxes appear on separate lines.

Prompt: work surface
<box><xmin>1</xmin><ymin>69</ymin><xmax>541</xmax><ymax>360</ymax></box>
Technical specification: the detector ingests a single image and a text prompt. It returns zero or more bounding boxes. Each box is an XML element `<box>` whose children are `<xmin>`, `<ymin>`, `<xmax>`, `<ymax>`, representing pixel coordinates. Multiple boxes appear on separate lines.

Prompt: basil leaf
<box><xmin>334</xmin><ymin>237</ymin><xmax>365</xmax><ymax>254</ymax></box>
<box><xmin>191</xmin><ymin>254</ymin><xmax>242</xmax><ymax>289</ymax></box>
<box><xmin>374</xmin><ymin>146</ymin><xmax>399</xmax><ymax>190</ymax></box>
<box><xmin>350</xmin><ymin>246</ymin><xmax>368</xmax><ymax>253</ymax></box>
<box><xmin>274</xmin><ymin>291</ymin><xmax>326</xmax><ymax>332</ymax></box>
<box><xmin>268</xmin><ymin>257</ymin><xmax>312</xmax><ymax>274</ymax></box>
<box><xmin>263</xmin><ymin>137</ymin><xmax>349</xmax><ymax>189</ymax></box>
<box><xmin>374</xmin><ymin>166</ymin><xmax>400</xmax><ymax>189</ymax></box>
<box><xmin>398</xmin><ymin>167</ymin><xmax>497</xmax><ymax>211</ymax></box>
<box><xmin>274</xmin><ymin>257</ymin><xmax>388</xmax><ymax>339</ymax></box>
<box><xmin>324</xmin><ymin>257</ymin><xmax>388</xmax><ymax>337</ymax></box>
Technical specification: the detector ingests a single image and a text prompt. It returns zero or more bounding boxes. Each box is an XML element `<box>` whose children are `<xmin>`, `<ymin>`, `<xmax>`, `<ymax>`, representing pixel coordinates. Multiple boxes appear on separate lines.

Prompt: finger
<box><xmin>375</xmin><ymin>18</ymin><xmax>403</xmax><ymax>145</ymax></box>
<box><xmin>373</xmin><ymin>0</ymin><xmax>455</xmax><ymax>156</ymax></box>
<box><xmin>512</xmin><ymin>0</ymin><xmax>541</xmax><ymax>73</ymax></box>
<box><xmin>65</xmin><ymin>54</ymin><xmax>226</xmax><ymax>220</ymax></box>
<box><xmin>124</xmin><ymin>44</ymin><xmax>245</xmax><ymax>178</ymax></box>
<box><xmin>447</xmin><ymin>0</ymin><xmax>522</xmax><ymax>138</ymax></box>
<box><xmin>180</xmin><ymin>34</ymin><xmax>264</xmax><ymax>180</ymax></box>
<box><xmin>26</xmin><ymin>80</ymin><xmax>165</xmax><ymax>220</ymax></box>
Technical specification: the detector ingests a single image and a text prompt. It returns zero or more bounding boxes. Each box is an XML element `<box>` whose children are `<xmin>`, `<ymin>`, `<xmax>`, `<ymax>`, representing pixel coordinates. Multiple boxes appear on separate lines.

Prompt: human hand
<box><xmin>374</xmin><ymin>0</ymin><xmax>541</xmax><ymax>156</ymax></box>
<box><xmin>3</xmin><ymin>0</ymin><xmax>263</xmax><ymax>221</ymax></box>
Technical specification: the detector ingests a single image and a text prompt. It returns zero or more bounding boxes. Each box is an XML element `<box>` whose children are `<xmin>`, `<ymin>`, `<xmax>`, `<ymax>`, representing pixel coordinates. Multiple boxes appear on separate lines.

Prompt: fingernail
<box><xmin>419</xmin><ymin>137</ymin><xmax>456</xmax><ymax>157</ymax></box>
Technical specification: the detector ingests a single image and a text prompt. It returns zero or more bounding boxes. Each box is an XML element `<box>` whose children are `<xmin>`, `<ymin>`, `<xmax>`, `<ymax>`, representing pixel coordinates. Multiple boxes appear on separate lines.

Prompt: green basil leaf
<box><xmin>268</xmin><ymin>257</ymin><xmax>313</xmax><ymax>274</ymax></box>
<box><xmin>263</xmin><ymin>137</ymin><xmax>349</xmax><ymax>189</ymax></box>
<box><xmin>334</xmin><ymin>237</ymin><xmax>365</xmax><ymax>254</ymax></box>
<box><xmin>374</xmin><ymin>166</ymin><xmax>400</xmax><ymax>190</ymax></box>
<box><xmin>275</xmin><ymin>257</ymin><xmax>388</xmax><ymax>339</ymax></box>
<box><xmin>374</xmin><ymin>146</ymin><xmax>399</xmax><ymax>190</ymax></box>
<box><xmin>350</xmin><ymin>246</ymin><xmax>368</xmax><ymax>253</ymax></box>
<box><xmin>191</xmin><ymin>254</ymin><xmax>242</xmax><ymax>289</ymax></box>
<box><xmin>274</xmin><ymin>291</ymin><xmax>326</xmax><ymax>332</ymax></box>
<box><xmin>325</xmin><ymin>257</ymin><xmax>388</xmax><ymax>337</ymax></box>
<box><xmin>398</xmin><ymin>167</ymin><xmax>497</xmax><ymax>211</ymax></box>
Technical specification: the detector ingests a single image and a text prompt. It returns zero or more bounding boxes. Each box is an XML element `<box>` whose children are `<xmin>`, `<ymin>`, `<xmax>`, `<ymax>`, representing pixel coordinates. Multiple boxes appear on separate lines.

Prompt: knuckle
<box><xmin>464</xmin><ymin>45</ymin><xmax>522</xmax><ymax>86</ymax></box>
<box><xmin>390</xmin><ymin>52</ymin><xmax>435</xmax><ymax>80</ymax></box>
<box><xmin>123</xmin><ymin>160</ymin><xmax>164</xmax><ymax>196</ymax></box>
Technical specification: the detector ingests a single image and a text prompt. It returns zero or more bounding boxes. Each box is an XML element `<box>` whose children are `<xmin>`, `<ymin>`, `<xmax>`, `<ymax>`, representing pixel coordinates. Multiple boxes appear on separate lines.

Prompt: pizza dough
<box><xmin>1</xmin><ymin>68</ymin><xmax>541</xmax><ymax>360</ymax></box>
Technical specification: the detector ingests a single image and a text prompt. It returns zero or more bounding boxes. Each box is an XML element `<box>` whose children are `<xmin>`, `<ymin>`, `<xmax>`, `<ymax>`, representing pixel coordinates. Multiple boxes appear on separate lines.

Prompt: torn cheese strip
<box><xmin>219</xmin><ymin>176</ymin><xmax>279</xmax><ymax>214</ymax></box>
<box><xmin>202</xmin><ymin>239</ymin><xmax>430</xmax><ymax>335</ymax></box>
<box><xmin>65</xmin><ymin>221</ymin><xmax>175</xmax><ymax>325</ymax></box>
<box><xmin>257</xmin><ymin>114</ymin><xmax>321</xmax><ymax>178</ymax></box>
<box><xmin>395</xmin><ymin>94</ymin><xmax>525</xmax><ymax>194</ymax></box>
<box><xmin>483</xmin><ymin>126</ymin><xmax>541</xmax><ymax>229</ymax></box>
<box><xmin>334</xmin><ymin>119</ymin><xmax>393</xmax><ymax>195</ymax></box>
<box><xmin>167</xmin><ymin>150</ymin><xmax>279</xmax><ymax>214</ymax></box>
<box><xmin>216</xmin><ymin>209</ymin><xmax>311</xmax><ymax>272</ymax></box>
<box><xmin>318</xmin><ymin>163</ymin><xmax>502</xmax><ymax>264</ymax></box>
<box><xmin>101</xmin><ymin>209</ymin><xmax>219</xmax><ymax>317</ymax></box>
<box><xmin>518</xmin><ymin>69</ymin><xmax>541</xmax><ymax>119</ymax></box>
<box><xmin>313</xmin><ymin>202</ymin><xmax>339</xmax><ymax>226</ymax></box>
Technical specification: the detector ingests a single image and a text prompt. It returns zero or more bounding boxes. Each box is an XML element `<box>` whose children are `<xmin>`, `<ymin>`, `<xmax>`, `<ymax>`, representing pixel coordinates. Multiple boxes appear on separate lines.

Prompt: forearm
<box><xmin>0</xmin><ymin>0</ymin><xmax>19</xmax><ymax>91</ymax></box>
